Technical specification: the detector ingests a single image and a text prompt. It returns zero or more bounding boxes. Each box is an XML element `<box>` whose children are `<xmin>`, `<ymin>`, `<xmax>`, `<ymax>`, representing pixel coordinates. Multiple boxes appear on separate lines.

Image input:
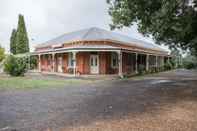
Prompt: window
<box><xmin>111</xmin><ymin>52</ymin><xmax>118</xmax><ymax>68</ymax></box>
<box><xmin>68</xmin><ymin>53</ymin><xmax>74</xmax><ymax>68</ymax></box>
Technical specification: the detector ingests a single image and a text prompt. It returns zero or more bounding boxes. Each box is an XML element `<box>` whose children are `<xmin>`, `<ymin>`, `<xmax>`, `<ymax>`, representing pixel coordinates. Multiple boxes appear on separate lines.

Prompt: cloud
<box><xmin>0</xmin><ymin>0</ymin><xmax>160</xmax><ymax>52</ymax></box>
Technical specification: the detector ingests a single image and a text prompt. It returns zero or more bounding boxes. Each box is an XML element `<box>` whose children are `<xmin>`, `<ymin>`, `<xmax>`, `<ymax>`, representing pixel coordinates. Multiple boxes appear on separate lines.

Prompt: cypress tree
<box><xmin>15</xmin><ymin>14</ymin><xmax>29</xmax><ymax>54</ymax></box>
<box><xmin>10</xmin><ymin>29</ymin><xmax>17</xmax><ymax>54</ymax></box>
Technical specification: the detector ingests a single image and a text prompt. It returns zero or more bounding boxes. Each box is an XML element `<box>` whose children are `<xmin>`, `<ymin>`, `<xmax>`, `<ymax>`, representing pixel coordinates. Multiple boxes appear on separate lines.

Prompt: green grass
<box><xmin>0</xmin><ymin>76</ymin><xmax>89</xmax><ymax>90</ymax></box>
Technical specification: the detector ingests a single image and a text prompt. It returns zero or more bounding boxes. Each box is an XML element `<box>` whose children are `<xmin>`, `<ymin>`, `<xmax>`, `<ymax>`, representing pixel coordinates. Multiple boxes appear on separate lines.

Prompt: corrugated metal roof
<box><xmin>36</xmin><ymin>27</ymin><xmax>167</xmax><ymax>52</ymax></box>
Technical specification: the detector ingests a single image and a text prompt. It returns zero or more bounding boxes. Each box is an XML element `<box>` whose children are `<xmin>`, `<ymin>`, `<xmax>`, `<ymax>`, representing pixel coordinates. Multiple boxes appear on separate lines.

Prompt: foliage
<box><xmin>182</xmin><ymin>55</ymin><xmax>197</xmax><ymax>69</ymax></box>
<box><xmin>4</xmin><ymin>55</ymin><xmax>27</xmax><ymax>76</ymax></box>
<box><xmin>107</xmin><ymin>0</ymin><xmax>197</xmax><ymax>55</ymax></box>
<box><xmin>15</xmin><ymin>14</ymin><xmax>29</xmax><ymax>54</ymax></box>
<box><xmin>164</xmin><ymin>62</ymin><xmax>173</xmax><ymax>71</ymax></box>
<box><xmin>30</xmin><ymin>56</ymin><xmax>38</xmax><ymax>69</ymax></box>
<box><xmin>0</xmin><ymin>45</ymin><xmax>5</xmax><ymax>62</ymax></box>
<box><xmin>10</xmin><ymin>29</ymin><xmax>17</xmax><ymax>54</ymax></box>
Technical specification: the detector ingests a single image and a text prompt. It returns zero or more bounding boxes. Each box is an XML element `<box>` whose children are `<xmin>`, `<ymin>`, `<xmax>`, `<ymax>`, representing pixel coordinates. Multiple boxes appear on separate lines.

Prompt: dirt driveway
<box><xmin>0</xmin><ymin>69</ymin><xmax>197</xmax><ymax>131</ymax></box>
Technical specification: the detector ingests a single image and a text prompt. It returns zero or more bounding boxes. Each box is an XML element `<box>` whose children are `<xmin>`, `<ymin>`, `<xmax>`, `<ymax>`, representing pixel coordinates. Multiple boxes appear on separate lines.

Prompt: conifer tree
<box><xmin>15</xmin><ymin>14</ymin><xmax>29</xmax><ymax>54</ymax></box>
<box><xmin>10</xmin><ymin>29</ymin><xmax>17</xmax><ymax>54</ymax></box>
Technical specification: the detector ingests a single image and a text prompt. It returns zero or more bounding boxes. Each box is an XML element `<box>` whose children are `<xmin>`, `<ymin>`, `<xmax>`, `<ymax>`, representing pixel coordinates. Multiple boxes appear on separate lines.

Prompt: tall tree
<box><xmin>15</xmin><ymin>14</ymin><xmax>29</xmax><ymax>54</ymax></box>
<box><xmin>107</xmin><ymin>0</ymin><xmax>197</xmax><ymax>55</ymax></box>
<box><xmin>10</xmin><ymin>29</ymin><xmax>17</xmax><ymax>54</ymax></box>
<box><xmin>0</xmin><ymin>45</ymin><xmax>5</xmax><ymax>62</ymax></box>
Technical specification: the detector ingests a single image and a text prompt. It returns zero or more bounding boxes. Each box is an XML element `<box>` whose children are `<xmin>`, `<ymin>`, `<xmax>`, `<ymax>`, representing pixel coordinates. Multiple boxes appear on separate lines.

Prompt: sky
<box><xmin>0</xmin><ymin>0</ymin><xmax>163</xmax><ymax>53</ymax></box>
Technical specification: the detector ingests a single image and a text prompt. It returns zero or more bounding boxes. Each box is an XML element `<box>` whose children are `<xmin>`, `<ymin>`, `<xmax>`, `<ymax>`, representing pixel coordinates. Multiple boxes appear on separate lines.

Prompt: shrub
<box><xmin>183</xmin><ymin>61</ymin><xmax>197</xmax><ymax>69</ymax></box>
<box><xmin>4</xmin><ymin>55</ymin><xmax>27</xmax><ymax>76</ymax></box>
<box><xmin>164</xmin><ymin>62</ymin><xmax>173</xmax><ymax>71</ymax></box>
<box><xmin>182</xmin><ymin>55</ymin><xmax>197</xmax><ymax>69</ymax></box>
<box><xmin>30</xmin><ymin>56</ymin><xmax>38</xmax><ymax>69</ymax></box>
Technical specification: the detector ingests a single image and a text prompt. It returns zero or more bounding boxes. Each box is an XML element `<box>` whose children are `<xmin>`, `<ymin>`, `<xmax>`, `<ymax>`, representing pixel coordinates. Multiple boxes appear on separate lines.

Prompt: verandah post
<box><xmin>135</xmin><ymin>53</ymin><xmax>138</xmax><ymax>74</ymax></box>
<box><xmin>156</xmin><ymin>55</ymin><xmax>158</xmax><ymax>68</ymax></box>
<box><xmin>52</xmin><ymin>53</ymin><xmax>55</xmax><ymax>72</ymax></box>
<box><xmin>72</xmin><ymin>51</ymin><xmax>77</xmax><ymax>76</ymax></box>
<box><xmin>146</xmin><ymin>54</ymin><xmax>149</xmax><ymax>71</ymax></box>
<box><xmin>117</xmin><ymin>50</ymin><xmax>123</xmax><ymax>78</ymax></box>
<box><xmin>38</xmin><ymin>54</ymin><xmax>41</xmax><ymax>72</ymax></box>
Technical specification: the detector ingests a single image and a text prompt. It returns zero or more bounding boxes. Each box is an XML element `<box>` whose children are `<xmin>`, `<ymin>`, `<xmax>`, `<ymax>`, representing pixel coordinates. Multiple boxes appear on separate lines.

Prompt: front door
<box><xmin>57</xmin><ymin>56</ymin><xmax>63</xmax><ymax>73</ymax></box>
<box><xmin>90</xmin><ymin>55</ymin><xmax>99</xmax><ymax>74</ymax></box>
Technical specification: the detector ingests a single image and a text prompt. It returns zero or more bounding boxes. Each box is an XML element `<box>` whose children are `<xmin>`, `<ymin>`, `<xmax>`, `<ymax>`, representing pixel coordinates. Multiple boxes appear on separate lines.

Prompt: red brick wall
<box><xmin>39</xmin><ymin>52</ymin><xmax>120</xmax><ymax>75</ymax></box>
<box><xmin>62</xmin><ymin>53</ymin><xmax>68</xmax><ymax>73</ymax></box>
<box><xmin>76</xmin><ymin>52</ymin><xmax>90</xmax><ymax>74</ymax></box>
<box><xmin>122</xmin><ymin>52</ymin><xmax>136</xmax><ymax>75</ymax></box>
<box><xmin>99</xmin><ymin>52</ymin><xmax>107</xmax><ymax>74</ymax></box>
<box><xmin>99</xmin><ymin>52</ymin><xmax>118</xmax><ymax>74</ymax></box>
<box><xmin>41</xmin><ymin>54</ymin><xmax>52</xmax><ymax>72</ymax></box>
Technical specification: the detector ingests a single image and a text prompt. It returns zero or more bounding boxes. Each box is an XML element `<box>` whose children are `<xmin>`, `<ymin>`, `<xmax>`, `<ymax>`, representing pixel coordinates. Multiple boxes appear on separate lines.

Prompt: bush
<box><xmin>183</xmin><ymin>61</ymin><xmax>197</xmax><ymax>69</ymax></box>
<box><xmin>182</xmin><ymin>55</ymin><xmax>197</xmax><ymax>69</ymax></box>
<box><xmin>30</xmin><ymin>56</ymin><xmax>38</xmax><ymax>69</ymax></box>
<box><xmin>4</xmin><ymin>55</ymin><xmax>27</xmax><ymax>76</ymax></box>
<box><xmin>164</xmin><ymin>62</ymin><xmax>173</xmax><ymax>71</ymax></box>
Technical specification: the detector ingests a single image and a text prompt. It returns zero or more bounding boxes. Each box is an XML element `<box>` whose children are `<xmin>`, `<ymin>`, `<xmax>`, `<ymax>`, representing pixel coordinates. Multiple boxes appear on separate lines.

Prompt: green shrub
<box><xmin>30</xmin><ymin>56</ymin><xmax>38</xmax><ymax>69</ymax></box>
<box><xmin>4</xmin><ymin>55</ymin><xmax>27</xmax><ymax>76</ymax></box>
<box><xmin>164</xmin><ymin>62</ymin><xmax>173</xmax><ymax>70</ymax></box>
<box><xmin>183</xmin><ymin>61</ymin><xmax>197</xmax><ymax>69</ymax></box>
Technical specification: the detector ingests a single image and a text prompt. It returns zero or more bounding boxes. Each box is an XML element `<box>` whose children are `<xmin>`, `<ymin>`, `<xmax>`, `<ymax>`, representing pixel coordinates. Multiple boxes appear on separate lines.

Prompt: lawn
<box><xmin>0</xmin><ymin>75</ymin><xmax>89</xmax><ymax>90</ymax></box>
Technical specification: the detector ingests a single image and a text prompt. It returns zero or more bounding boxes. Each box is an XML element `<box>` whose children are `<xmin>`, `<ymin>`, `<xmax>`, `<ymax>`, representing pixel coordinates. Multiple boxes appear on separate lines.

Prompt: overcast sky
<box><xmin>0</xmin><ymin>0</ymin><xmax>157</xmax><ymax>52</ymax></box>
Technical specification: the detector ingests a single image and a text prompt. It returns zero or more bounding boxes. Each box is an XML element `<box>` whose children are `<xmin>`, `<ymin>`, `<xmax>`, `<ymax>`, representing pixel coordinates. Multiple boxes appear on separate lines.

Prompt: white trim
<box><xmin>90</xmin><ymin>54</ymin><xmax>99</xmax><ymax>74</ymax></box>
<box><xmin>68</xmin><ymin>52</ymin><xmax>74</xmax><ymax>68</ymax></box>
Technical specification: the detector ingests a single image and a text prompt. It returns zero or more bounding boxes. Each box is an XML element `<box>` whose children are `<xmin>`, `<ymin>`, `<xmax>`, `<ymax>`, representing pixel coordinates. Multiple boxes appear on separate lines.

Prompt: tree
<box><xmin>0</xmin><ymin>45</ymin><xmax>5</xmax><ymax>62</ymax></box>
<box><xmin>107</xmin><ymin>0</ymin><xmax>197</xmax><ymax>55</ymax></box>
<box><xmin>15</xmin><ymin>14</ymin><xmax>29</xmax><ymax>54</ymax></box>
<box><xmin>10</xmin><ymin>29</ymin><xmax>17</xmax><ymax>54</ymax></box>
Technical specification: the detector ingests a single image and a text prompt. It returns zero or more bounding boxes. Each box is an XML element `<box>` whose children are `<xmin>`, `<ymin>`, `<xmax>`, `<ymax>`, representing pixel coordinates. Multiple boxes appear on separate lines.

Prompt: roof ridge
<box><xmin>82</xmin><ymin>27</ymin><xmax>97</xmax><ymax>39</ymax></box>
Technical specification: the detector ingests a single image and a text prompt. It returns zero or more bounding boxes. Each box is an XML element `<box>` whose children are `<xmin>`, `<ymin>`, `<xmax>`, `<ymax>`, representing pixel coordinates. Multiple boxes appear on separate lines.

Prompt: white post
<box><xmin>135</xmin><ymin>53</ymin><xmax>138</xmax><ymax>74</ymax></box>
<box><xmin>162</xmin><ymin>56</ymin><xmax>164</xmax><ymax>67</ymax></box>
<box><xmin>38</xmin><ymin>54</ymin><xmax>41</xmax><ymax>72</ymax></box>
<box><xmin>117</xmin><ymin>51</ymin><xmax>123</xmax><ymax>78</ymax></box>
<box><xmin>146</xmin><ymin>54</ymin><xmax>149</xmax><ymax>71</ymax></box>
<box><xmin>72</xmin><ymin>52</ymin><xmax>77</xmax><ymax>76</ymax></box>
<box><xmin>156</xmin><ymin>56</ymin><xmax>158</xmax><ymax>68</ymax></box>
<box><xmin>52</xmin><ymin>53</ymin><xmax>55</xmax><ymax>72</ymax></box>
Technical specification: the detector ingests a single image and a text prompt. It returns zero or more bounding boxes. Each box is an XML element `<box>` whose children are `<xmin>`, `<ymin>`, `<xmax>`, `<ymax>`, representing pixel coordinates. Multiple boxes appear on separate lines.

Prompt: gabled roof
<box><xmin>36</xmin><ymin>27</ymin><xmax>167</xmax><ymax>52</ymax></box>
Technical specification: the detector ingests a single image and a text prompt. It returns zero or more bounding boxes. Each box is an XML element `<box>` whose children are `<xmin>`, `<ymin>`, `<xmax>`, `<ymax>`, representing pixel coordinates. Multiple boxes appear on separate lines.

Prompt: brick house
<box><xmin>33</xmin><ymin>27</ymin><xmax>171</xmax><ymax>77</ymax></box>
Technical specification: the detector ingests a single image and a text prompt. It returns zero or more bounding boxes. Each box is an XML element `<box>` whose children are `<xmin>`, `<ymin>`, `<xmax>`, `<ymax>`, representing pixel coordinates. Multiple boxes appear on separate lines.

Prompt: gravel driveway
<box><xmin>0</xmin><ymin>69</ymin><xmax>197</xmax><ymax>131</ymax></box>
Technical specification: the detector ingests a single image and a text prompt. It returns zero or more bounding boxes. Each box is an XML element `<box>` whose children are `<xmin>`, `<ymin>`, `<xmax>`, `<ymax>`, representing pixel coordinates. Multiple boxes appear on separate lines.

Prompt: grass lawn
<box><xmin>0</xmin><ymin>76</ymin><xmax>89</xmax><ymax>90</ymax></box>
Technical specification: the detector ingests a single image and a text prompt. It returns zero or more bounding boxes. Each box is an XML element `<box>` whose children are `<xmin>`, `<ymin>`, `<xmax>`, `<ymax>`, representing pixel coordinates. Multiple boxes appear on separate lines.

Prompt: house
<box><xmin>33</xmin><ymin>27</ymin><xmax>171</xmax><ymax>77</ymax></box>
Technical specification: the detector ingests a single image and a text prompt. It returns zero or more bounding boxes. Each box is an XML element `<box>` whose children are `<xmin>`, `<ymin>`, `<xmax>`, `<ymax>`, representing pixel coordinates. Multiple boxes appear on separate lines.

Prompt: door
<box><xmin>57</xmin><ymin>56</ymin><xmax>63</xmax><ymax>73</ymax></box>
<box><xmin>90</xmin><ymin>55</ymin><xmax>99</xmax><ymax>74</ymax></box>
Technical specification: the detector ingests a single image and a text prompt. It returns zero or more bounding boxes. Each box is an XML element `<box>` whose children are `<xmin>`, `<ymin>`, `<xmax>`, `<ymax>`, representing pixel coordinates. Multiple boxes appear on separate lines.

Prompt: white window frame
<box><xmin>111</xmin><ymin>52</ymin><xmax>118</xmax><ymax>68</ymax></box>
<box><xmin>68</xmin><ymin>52</ymin><xmax>74</xmax><ymax>68</ymax></box>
